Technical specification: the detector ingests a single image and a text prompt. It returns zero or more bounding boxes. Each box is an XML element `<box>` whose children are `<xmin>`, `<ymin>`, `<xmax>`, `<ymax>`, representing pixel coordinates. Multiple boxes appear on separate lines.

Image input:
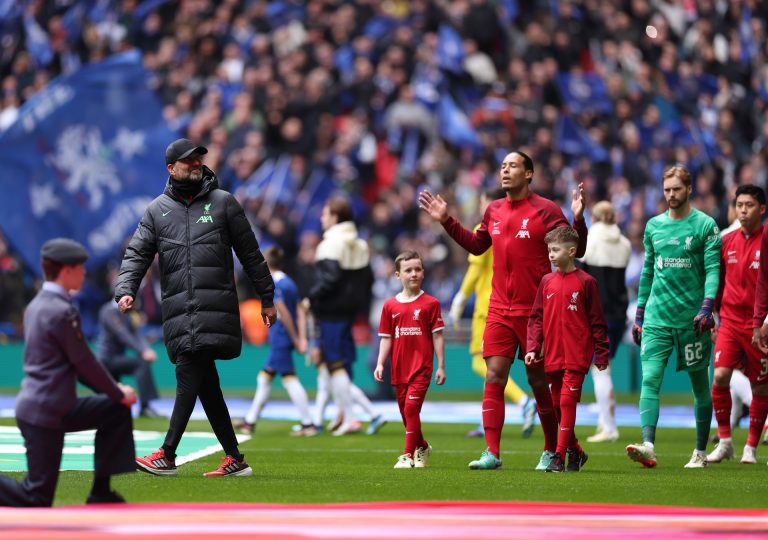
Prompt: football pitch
<box><xmin>0</xmin><ymin>418</ymin><xmax>764</xmax><ymax>509</ymax></box>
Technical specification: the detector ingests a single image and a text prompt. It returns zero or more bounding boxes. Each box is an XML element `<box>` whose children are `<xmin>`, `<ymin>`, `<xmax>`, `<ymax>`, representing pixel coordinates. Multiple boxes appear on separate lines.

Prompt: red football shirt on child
<box><xmin>378</xmin><ymin>292</ymin><xmax>444</xmax><ymax>384</ymax></box>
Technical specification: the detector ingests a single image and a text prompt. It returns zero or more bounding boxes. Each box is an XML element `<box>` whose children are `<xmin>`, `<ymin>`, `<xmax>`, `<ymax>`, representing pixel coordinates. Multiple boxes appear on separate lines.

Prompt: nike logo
<box><xmin>392</xmin><ymin>313</ymin><xmax>400</xmax><ymax>319</ymax></box>
<box><xmin>481</xmin><ymin>408</ymin><xmax>494</xmax><ymax>412</ymax></box>
<box><xmin>162</xmin><ymin>210</ymin><xmax>173</xmax><ymax>216</ymax></box>
<box><xmin>639</xmin><ymin>409</ymin><xmax>652</xmax><ymax>416</ymax></box>
<box><xmin>408</xmin><ymin>395</ymin><xmax>419</xmax><ymax>400</ymax></box>
<box><xmin>560</xmin><ymin>427</ymin><xmax>571</xmax><ymax>431</ymax></box>
<box><xmin>727</xmin><ymin>250</ymin><xmax>736</xmax><ymax>255</ymax></box>
<box><xmin>494</xmin><ymin>220</ymin><xmax>502</xmax><ymax>226</ymax></box>
<box><xmin>405</xmin><ymin>431</ymin><xmax>414</xmax><ymax>434</ymax></box>
<box><xmin>546</xmin><ymin>293</ymin><xmax>555</xmax><ymax>299</ymax></box>
<box><xmin>568</xmin><ymin>386</ymin><xmax>579</xmax><ymax>392</ymax></box>
<box><xmin>654</xmin><ymin>239</ymin><xmax>663</xmax><ymax>244</ymax></box>
<box><xmin>531</xmin><ymin>357</ymin><xmax>543</xmax><ymax>363</ymax></box>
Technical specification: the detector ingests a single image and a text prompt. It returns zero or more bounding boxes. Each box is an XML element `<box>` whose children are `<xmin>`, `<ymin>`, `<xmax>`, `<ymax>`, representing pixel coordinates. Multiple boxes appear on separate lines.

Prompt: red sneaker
<box><xmin>204</xmin><ymin>455</ymin><xmax>253</xmax><ymax>477</ymax></box>
<box><xmin>136</xmin><ymin>448</ymin><xmax>177</xmax><ymax>476</ymax></box>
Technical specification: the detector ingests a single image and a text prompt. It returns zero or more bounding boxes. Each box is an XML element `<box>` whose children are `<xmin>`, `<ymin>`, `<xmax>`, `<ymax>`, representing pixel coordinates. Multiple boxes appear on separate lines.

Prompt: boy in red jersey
<box><xmin>419</xmin><ymin>151</ymin><xmax>586</xmax><ymax>470</ymax></box>
<box><xmin>709</xmin><ymin>185</ymin><xmax>768</xmax><ymax>464</ymax></box>
<box><xmin>525</xmin><ymin>227</ymin><xmax>610</xmax><ymax>472</ymax></box>
<box><xmin>375</xmin><ymin>251</ymin><xmax>446</xmax><ymax>469</ymax></box>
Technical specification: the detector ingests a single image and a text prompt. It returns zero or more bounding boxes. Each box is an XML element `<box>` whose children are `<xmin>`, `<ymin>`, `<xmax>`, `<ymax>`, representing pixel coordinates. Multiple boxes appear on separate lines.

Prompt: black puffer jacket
<box><xmin>115</xmin><ymin>167</ymin><xmax>274</xmax><ymax>362</ymax></box>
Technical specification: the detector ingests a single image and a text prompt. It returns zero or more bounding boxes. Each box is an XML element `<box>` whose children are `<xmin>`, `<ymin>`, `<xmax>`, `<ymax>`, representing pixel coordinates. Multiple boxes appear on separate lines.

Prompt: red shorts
<box><xmin>713</xmin><ymin>324</ymin><xmax>768</xmax><ymax>385</ymax></box>
<box><xmin>395</xmin><ymin>377</ymin><xmax>430</xmax><ymax>420</ymax></box>
<box><xmin>546</xmin><ymin>369</ymin><xmax>586</xmax><ymax>402</ymax></box>
<box><xmin>482</xmin><ymin>308</ymin><xmax>527</xmax><ymax>360</ymax></box>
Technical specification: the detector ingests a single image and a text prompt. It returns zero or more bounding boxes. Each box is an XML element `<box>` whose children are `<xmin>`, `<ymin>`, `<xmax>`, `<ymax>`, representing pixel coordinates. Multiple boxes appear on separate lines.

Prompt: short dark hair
<box><xmin>513</xmin><ymin>151</ymin><xmax>534</xmax><ymax>174</ymax></box>
<box><xmin>394</xmin><ymin>250</ymin><xmax>423</xmax><ymax>272</ymax></box>
<box><xmin>41</xmin><ymin>259</ymin><xmax>64</xmax><ymax>281</ymax></box>
<box><xmin>544</xmin><ymin>226</ymin><xmax>579</xmax><ymax>247</ymax></box>
<box><xmin>264</xmin><ymin>246</ymin><xmax>284</xmax><ymax>270</ymax></box>
<box><xmin>735</xmin><ymin>184</ymin><xmax>766</xmax><ymax>205</ymax></box>
<box><xmin>325</xmin><ymin>196</ymin><xmax>353</xmax><ymax>223</ymax></box>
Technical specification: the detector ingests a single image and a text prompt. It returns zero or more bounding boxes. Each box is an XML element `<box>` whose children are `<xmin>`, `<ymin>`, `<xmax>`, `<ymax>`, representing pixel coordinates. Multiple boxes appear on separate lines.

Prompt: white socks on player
<box><xmin>283</xmin><ymin>375</ymin><xmax>313</xmax><ymax>426</ymax></box>
<box><xmin>350</xmin><ymin>383</ymin><xmax>377</xmax><ymax>420</ymax></box>
<box><xmin>245</xmin><ymin>371</ymin><xmax>272</xmax><ymax>425</ymax></box>
<box><xmin>329</xmin><ymin>368</ymin><xmax>355</xmax><ymax>428</ymax></box>
<box><xmin>730</xmin><ymin>369</ymin><xmax>752</xmax><ymax>429</ymax></box>
<box><xmin>314</xmin><ymin>364</ymin><xmax>331</xmax><ymax>427</ymax></box>
<box><xmin>591</xmin><ymin>364</ymin><xmax>618</xmax><ymax>434</ymax></box>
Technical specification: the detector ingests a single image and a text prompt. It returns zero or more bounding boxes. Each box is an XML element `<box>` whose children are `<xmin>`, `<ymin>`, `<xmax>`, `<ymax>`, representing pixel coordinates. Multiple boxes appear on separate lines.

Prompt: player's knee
<box><xmin>262</xmin><ymin>368</ymin><xmax>277</xmax><ymax>379</ymax></box>
<box><xmin>712</xmin><ymin>368</ymin><xmax>731</xmax><ymax>387</ymax></box>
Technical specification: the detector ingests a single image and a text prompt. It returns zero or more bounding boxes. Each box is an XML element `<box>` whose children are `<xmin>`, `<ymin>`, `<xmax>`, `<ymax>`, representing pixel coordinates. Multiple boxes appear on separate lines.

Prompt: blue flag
<box><xmin>438</xmin><ymin>94</ymin><xmax>480</xmax><ymax>149</ymax></box>
<box><xmin>0</xmin><ymin>50</ymin><xmax>178</xmax><ymax>274</ymax></box>
<box><xmin>555</xmin><ymin>72</ymin><xmax>613</xmax><ymax>115</ymax></box>
<box><xmin>436</xmin><ymin>24</ymin><xmax>465</xmax><ymax>74</ymax></box>
<box><xmin>23</xmin><ymin>12</ymin><xmax>53</xmax><ymax>68</ymax></box>
<box><xmin>554</xmin><ymin>115</ymin><xmax>608</xmax><ymax>162</ymax></box>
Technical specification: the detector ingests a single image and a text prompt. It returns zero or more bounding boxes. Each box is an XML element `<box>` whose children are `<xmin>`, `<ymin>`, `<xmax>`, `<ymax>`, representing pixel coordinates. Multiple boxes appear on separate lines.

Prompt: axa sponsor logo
<box><xmin>515</xmin><ymin>218</ymin><xmax>530</xmax><ymax>239</ymax></box>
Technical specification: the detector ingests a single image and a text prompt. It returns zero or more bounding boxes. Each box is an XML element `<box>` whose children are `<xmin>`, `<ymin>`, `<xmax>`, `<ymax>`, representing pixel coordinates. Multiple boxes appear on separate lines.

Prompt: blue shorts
<box><xmin>264</xmin><ymin>346</ymin><xmax>296</xmax><ymax>376</ymax></box>
<box><xmin>318</xmin><ymin>320</ymin><xmax>356</xmax><ymax>375</ymax></box>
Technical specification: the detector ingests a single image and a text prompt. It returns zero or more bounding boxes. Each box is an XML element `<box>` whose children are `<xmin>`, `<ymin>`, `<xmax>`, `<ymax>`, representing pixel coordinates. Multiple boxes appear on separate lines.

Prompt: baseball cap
<box><xmin>165</xmin><ymin>138</ymin><xmax>208</xmax><ymax>164</ymax></box>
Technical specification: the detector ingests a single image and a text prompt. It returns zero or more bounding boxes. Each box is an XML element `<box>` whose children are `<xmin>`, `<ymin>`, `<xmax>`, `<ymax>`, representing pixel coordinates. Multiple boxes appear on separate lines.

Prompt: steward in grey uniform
<box><xmin>0</xmin><ymin>238</ymin><xmax>136</xmax><ymax>506</ymax></box>
<box><xmin>115</xmin><ymin>139</ymin><xmax>276</xmax><ymax>477</ymax></box>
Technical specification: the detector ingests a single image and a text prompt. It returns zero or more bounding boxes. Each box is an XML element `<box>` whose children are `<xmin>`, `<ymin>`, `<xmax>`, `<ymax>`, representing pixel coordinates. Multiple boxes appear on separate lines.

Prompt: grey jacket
<box><xmin>16</xmin><ymin>286</ymin><xmax>123</xmax><ymax>429</ymax></box>
<box><xmin>115</xmin><ymin>167</ymin><xmax>275</xmax><ymax>362</ymax></box>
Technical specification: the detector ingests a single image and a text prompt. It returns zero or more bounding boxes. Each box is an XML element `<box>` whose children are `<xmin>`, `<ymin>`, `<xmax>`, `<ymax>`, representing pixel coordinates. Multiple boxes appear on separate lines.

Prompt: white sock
<box><xmin>349</xmin><ymin>383</ymin><xmax>376</xmax><ymax>420</ymax></box>
<box><xmin>329</xmin><ymin>368</ymin><xmax>355</xmax><ymax>426</ymax></box>
<box><xmin>314</xmin><ymin>364</ymin><xmax>331</xmax><ymax>427</ymax></box>
<box><xmin>731</xmin><ymin>370</ymin><xmax>752</xmax><ymax>428</ymax></box>
<box><xmin>591</xmin><ymin>365</ymin><xmax>617</xmax><ymax>434</ymax></box>
<box><xmin>283</xmin><ymin>375</ymin><xmax>313</xmax><ymax>425</ymax></box>
<box><xmin>245</xmin><ymin>371</ymin><xmax>272</xmax><ymax>425</ymax></box>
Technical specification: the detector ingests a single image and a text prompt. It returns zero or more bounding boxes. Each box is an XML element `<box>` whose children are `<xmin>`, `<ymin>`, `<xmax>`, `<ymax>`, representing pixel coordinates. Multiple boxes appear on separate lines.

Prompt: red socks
<box><xmin>482</xmin><ymin>382</ymin><xmax>505</xmax><ymax>457</ymax></box>
<box><xmin>747</xmin><ymin>394</ymin><xmax>768</xmax><ymax>448</ymax></box>
<box><xmin>712</xmin><ymin>384</ymin><xmax>733</xmax><ymax>439</ymax></box>
<box><xmin>532</xmin><ymin>385</ymin><xmax>558</xmax><ymax>452</ymax></box>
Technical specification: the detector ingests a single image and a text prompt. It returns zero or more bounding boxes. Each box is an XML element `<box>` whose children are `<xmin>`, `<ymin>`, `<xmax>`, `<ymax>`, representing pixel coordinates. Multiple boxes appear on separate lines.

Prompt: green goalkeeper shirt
<box><xmin>637</xmin><ymin>208</ymin><xmax>721</xmax><ymax>329</ymax></box>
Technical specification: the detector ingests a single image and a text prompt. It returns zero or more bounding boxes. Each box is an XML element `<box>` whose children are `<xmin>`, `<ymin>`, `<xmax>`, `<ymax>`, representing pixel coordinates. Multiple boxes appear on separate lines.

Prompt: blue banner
<box><xmin>438</xmin><ymin>94</ymin><xmax>480</xmax><ymax>149</ymax></box>
<box><xmin>555</xmin><ymin>72</ymin><xmax>613</xmax><ymax>115</ymax></box>
<box><xmin>0</xmin><ymin>50</ymin><xmax>177</xmax><ymax>274</ymax></box>
<box><xmin>554</xmin><ymin>115</ymin><xmax>608</xmax><ymax>162</ymax></box>
<box><xmin>436</xmin><ymin>24</ymin><xmax>465</xmax><ymax>74</ymax></box>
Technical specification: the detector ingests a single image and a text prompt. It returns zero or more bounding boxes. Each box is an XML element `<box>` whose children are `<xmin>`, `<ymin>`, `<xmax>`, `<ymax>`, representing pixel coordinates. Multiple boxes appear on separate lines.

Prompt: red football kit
<box><xmin>526</xmin><ymin>268</ymin><xmax>609</xmax><ymax>455</ymax></box>
<box><xmin>714</xmin><ymin>226</ymin><xmax>768</xmax><ymax>444</ymax></box>
<box><xmin>442</xmin><ymin>192</ymin><xmax>587</xmax><ymax>456</ymax></box>
<box><xmin>378</xmin><ymin>291</ymin><xmax>444</xmax><ymax>456</ymax></box>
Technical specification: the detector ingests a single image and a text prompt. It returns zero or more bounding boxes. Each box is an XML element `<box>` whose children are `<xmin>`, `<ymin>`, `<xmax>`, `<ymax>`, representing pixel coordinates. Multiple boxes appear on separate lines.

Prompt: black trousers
<box><xmin>103</xmin><ymin>355</ymin><xmax>160</xmax><ymax>407</ymax></box>
<box><xmin>0</xmin><ymin>395</ymin><xmax>135</xmax><ymax>507</ymax></box>
<box><xmin>163</xmin><ymin>354</ymin><xmax>239</xmax><ymax>458</ymax></box>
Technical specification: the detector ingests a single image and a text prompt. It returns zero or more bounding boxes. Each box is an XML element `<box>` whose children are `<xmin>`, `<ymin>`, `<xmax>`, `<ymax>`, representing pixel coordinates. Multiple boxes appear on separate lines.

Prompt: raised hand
<box><xmin>571</xmin><ymin>182</ymin><xmax>585</xmax><ymax>221</ymax></box>
<box><xmin>418</xmin><ymin>189</ymin><xmax>449</xmax><ymax>223</ymax></box>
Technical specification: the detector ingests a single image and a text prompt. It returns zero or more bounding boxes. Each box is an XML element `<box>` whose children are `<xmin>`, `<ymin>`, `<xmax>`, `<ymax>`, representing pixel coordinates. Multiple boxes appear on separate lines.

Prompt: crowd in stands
<box><xmin>1</xmin><ymin>0</ymin><xmax>768</xmax><ymax>339</ymax></box>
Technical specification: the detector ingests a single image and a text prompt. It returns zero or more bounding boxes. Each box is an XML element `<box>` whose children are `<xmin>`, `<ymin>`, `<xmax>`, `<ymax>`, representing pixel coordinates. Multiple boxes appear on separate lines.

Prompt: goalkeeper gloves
<box><xmin>693</xmin><ymin>298</ymin><xmax>715</xmax><ymax>335</ymax></box>
<box><xmin>631</xmin><ymin>306</ymin><xmax>644</xmax><ymax>345</ymax></box>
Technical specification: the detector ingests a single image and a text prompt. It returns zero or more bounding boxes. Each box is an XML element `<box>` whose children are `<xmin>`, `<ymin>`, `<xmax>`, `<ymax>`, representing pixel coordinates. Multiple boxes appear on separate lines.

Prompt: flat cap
<box><xmin>41</xmin><ymin>238</ymin><xmax>89</xmax><ymax>265</ymax></box>
<box><xmin>165</xmin><ymin>138</ymin><xmax>208</xmax><ymax>164</ymax></box>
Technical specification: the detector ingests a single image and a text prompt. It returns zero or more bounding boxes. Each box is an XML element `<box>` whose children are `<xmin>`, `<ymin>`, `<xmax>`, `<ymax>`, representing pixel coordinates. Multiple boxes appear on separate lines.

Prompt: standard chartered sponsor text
<box><xmin>663</xmin><ymin>257</ymin><xmax>692</xmax><ymax>268</ymax></box>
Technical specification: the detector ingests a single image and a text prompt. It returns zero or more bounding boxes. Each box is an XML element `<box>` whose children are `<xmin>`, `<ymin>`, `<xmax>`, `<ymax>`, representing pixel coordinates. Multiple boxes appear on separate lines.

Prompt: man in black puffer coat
<box><xmin>115</xmin><ymin>138</ymin><xmax>276</xmax><ymax>477</ymax></box>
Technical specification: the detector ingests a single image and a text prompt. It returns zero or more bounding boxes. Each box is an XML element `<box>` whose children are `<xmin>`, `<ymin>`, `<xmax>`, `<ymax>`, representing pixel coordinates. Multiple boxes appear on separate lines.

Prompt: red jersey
<box><xmin>526</xmin><ymin>268</ymin><xmax>610</xmax><ymax>373</ymax></box>
<box><xmin>718</xmin><ymin>227</ymin><xmax>762</xmax><ymax>329</ymax></box>
<box><xmin>378</xmin><ymin>292</ymin><xmax>444</xmax><ymax>384</ymax></box>
<box><xmin>753</xmin><ymin>222</ymin><xmax>768</xmax><ymax>329</ymax></box>
<box><xmin>442</xmin><ymin>193</ymin><xmax>587</xmax><ymax>316</ymax></box>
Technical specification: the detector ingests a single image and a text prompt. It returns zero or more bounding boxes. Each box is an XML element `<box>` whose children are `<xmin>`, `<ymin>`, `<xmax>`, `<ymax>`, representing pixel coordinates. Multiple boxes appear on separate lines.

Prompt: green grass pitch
<box><xmin>1</xmin><ymin>418</ymin><xmax>764</xmax><ymax>508</ymax></box>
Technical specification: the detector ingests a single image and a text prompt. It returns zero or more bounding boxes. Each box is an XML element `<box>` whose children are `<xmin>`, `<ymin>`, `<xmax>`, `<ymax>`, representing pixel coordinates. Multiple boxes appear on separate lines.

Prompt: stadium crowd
<box><xmin>1</xmin><ymin>0</ymin><xmax>768</xmax><ymax>337</ymax></box>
